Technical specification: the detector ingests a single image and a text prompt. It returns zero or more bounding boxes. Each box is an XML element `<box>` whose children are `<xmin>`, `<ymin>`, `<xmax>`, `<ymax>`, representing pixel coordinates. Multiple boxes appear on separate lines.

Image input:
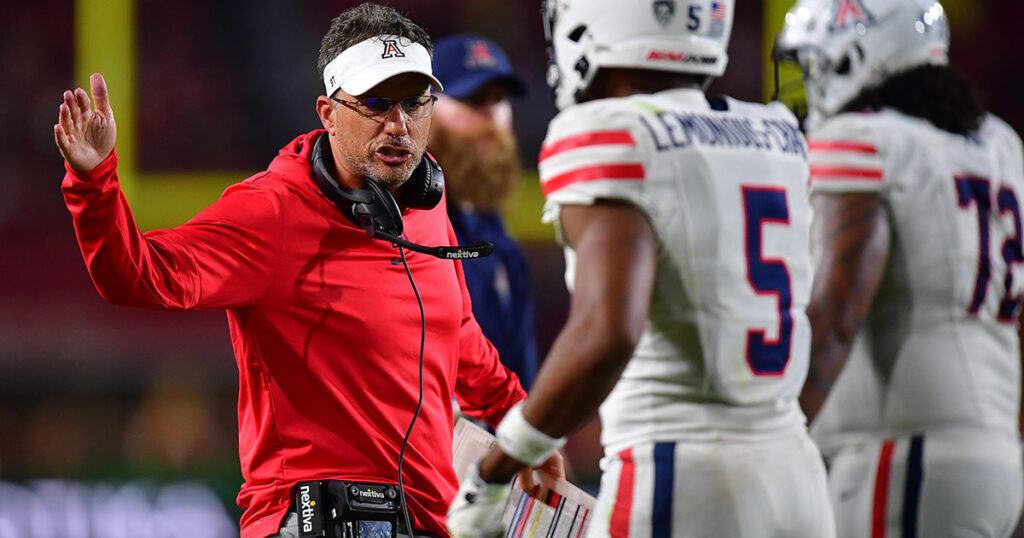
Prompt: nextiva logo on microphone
<box><xmin>445</xmin><ymin>249</ymin><xmax>480</xmax><ymax>260</ymax></box>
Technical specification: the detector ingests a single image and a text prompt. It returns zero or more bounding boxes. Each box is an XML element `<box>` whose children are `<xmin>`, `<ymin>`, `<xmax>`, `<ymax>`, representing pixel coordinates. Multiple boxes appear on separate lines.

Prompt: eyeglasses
<box><xmin>331</xmin><ymin>95</ymin><xmax>438</xmax><ymax>120</ymax></box>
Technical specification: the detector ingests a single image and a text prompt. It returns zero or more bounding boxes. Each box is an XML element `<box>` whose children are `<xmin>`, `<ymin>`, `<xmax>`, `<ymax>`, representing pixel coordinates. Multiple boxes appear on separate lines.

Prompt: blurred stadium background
<box><xmin>1</xmin><ymin>0</ymin><xmax>1021</xmax><ymax>535</ymax></box>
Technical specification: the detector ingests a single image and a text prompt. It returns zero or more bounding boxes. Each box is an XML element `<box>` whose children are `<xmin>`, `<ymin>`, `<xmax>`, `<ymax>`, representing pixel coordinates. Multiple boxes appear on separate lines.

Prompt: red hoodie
<box><xmin>61</xmin><ymin>130</ymin><xmax>526</xmax><ymax>538</ymax></box>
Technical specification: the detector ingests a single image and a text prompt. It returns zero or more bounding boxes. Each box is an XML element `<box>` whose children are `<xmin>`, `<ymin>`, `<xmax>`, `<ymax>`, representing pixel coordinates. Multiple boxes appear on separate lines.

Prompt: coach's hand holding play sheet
<box><xmin>54</xmin><ymin>73</ymin><xmax>115</xmax><ymax>173</ymax></box>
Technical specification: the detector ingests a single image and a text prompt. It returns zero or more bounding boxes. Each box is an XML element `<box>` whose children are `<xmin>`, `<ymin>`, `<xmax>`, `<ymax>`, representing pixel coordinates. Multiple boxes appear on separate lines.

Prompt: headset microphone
<box><xmin>310</xmin><ymin>133</ymin><xmax>494</xmax><ymax>260</ymax></box>
<box><xmin>373</xmin><ymin>231</ymin><xmax>494</xmax><ymax>260</ymax></box>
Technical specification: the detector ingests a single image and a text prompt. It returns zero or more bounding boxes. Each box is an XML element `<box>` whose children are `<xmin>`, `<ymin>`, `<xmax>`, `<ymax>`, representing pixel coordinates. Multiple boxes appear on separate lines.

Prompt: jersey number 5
<box><xmin>955</xmin><ymin>175</ymin><xmax>1024</xmax><ymax>321</ymax></box>
<box><xmin>742</xmin><ymin>186</ymin><xmax>794</xmax><ymax>375</ymax></box>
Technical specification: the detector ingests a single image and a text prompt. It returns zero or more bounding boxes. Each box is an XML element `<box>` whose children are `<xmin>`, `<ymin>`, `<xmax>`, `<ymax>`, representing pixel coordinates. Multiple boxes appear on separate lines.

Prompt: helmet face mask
<box><xmin>543</xmin><ymin>0</ymin><xmax>735</xmax><ymax>110</ymax></box>
<box><xmin>775</xmin><ymin>0</ymin><xmax>950</xmax><ymax>128</ymax></box>
<box><xmin>542</xmin><ymin>0</ymin><xmax>598</xmax><ymax>110</ymax></box>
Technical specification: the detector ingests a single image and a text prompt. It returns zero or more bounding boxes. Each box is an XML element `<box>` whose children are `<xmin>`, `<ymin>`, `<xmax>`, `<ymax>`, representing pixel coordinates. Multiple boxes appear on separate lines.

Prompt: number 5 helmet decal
<box><xmin>542</xmin><ymin>0</ymin><xmax>736</xmax><ymax>111</ymax></box>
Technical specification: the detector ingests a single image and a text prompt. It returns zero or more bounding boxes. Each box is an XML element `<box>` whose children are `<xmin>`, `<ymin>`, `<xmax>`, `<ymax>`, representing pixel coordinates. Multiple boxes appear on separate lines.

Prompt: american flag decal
<box><xmin>709</xmin><ymin>1</ymin><xmax>727</xmax><ymax>37</ymax></box>
<box><xmin>711</xmin><ymin>1</ymin><xmax>726</xmax><ymax>20</ymax></box>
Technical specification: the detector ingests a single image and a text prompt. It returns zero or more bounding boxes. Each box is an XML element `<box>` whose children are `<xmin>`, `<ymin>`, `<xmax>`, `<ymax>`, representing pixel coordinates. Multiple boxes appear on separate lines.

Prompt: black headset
<box><xmin>310</xmin><ymin>132</ymin><xmax>444</xmax><ymax>238</ymax></box>
<box><xmin>310</xmin><ymin>132</ymin><xmax>492</xmax><ymax>259</ymax></box>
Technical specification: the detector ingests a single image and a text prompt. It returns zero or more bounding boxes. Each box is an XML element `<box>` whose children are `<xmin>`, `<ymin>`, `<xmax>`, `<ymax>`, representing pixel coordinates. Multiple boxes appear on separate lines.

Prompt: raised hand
<box><xmin>54</xmin><ymin>73</ymin><xmax>116</xmax><ymax>172</ymax></box>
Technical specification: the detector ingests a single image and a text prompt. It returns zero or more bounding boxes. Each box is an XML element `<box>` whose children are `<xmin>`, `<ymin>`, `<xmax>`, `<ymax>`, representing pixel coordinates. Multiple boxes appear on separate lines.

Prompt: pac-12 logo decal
<box><xmin>381</xmin><ymin>39</ymin><xmax>406</xmax><ymax>59</ymax></box>
<box><xmin>653</xmin><ymin>0</ymin><xmax>676</xmax><ymax>27</ymax></box>
<box><xmin>829</xmin><ymin>0</ymin><xmax>875</xmax><ymax>32</ymax></box>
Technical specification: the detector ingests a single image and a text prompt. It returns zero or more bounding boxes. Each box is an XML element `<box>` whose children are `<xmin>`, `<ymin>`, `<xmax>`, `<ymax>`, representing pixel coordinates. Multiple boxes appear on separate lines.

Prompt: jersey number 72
<box><xmin>955</xmin><ymin>175</ymin><xmax>1024</xmax><ymax>321</ymax></box>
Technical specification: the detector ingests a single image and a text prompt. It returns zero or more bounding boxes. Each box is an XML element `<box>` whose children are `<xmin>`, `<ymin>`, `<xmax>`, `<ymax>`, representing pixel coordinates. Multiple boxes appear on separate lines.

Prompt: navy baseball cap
<box><xmin>432</xmin><ymin>33</ymin><xmax>527</xmax><ymax>101</ymax></box>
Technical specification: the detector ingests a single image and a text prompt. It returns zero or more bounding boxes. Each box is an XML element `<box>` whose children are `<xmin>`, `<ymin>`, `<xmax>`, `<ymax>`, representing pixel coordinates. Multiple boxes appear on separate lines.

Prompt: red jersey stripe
<box><xmin>610</xmin><ymin>448</ymin><xmax>635</xmax><ymax>538</ymax></box>
<box><xmin>810</xmin><ymin>166</ymin><xmax>884</xmax><ymax>181</ymax></box>
<box><xmin>808</xmin><ymin>140</ymin><xmax>878</xmax><ymax>154</ymax></box>
<box><xmin>542</xmin><ymin>164</ymin><xmax>645</xmax><ymax>196</ymax></box>
<box><xmin>871</xmin><ymin>439</ymin><xmax>897</xmax><ymax>538</ymax></box>
<box><xmin>539</xmin><ymin>130</ymin><xmax>636</xmax><ymax>163</ymax></box>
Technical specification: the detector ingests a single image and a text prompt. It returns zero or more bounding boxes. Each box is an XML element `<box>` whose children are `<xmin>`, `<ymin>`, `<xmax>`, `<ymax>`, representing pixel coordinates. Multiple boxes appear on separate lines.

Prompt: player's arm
<box><xmin>802</xmin><ymin>192</ymin><xmax>891</xmax><ymax>422</ymax></box>
<box><xmin>481</xmin><ymin>199</ymin><xmax>658</xmax><ymax>479</ymax></box>
<box><xmin>447</xmin><ymin>200</ymin><xmax>655</xmax><ymax>538</ymax></box>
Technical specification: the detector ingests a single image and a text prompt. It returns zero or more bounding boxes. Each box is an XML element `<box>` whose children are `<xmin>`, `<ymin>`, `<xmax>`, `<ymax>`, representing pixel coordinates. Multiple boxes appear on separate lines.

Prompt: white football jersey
<box><xmin>807</xmin><ymin>110</ymin><xmax>1024</xmax><ymax>446</ymax></box>
<box><xmin>538</xmin><ymin>89</ymin><xmax>813</xmax><ymax>454</ymax></box>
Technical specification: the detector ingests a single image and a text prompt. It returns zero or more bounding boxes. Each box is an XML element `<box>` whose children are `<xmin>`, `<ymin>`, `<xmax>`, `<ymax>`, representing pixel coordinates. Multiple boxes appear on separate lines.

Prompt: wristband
<box><xmin>495</xmin><ymin>402</ymin><xmax>566</xmax><ymax>467</ymax></box>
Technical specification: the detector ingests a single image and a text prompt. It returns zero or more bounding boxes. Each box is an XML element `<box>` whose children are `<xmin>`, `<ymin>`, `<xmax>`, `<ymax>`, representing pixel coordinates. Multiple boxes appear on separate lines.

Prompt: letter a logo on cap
<box><xmin>466</xmin><ymin>40</ymin><xmax>497</xmax><ymax>69</ymax></box>
<box><xmin>381</xmin><ymin>39</ymin><xmax>406</xmax><ymax>59</ymax></box>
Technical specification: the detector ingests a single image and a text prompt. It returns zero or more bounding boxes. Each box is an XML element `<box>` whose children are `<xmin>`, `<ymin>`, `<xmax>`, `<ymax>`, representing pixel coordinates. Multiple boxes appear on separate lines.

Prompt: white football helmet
<box><xmin>543</xmin><ymin>0</ymin><xmax>734</xmax><ymax>110</ymax></box>
<box><xmin>775</xmin><ymin>0</ymin><xmax>949</xmax><ymax>127</ymax></box>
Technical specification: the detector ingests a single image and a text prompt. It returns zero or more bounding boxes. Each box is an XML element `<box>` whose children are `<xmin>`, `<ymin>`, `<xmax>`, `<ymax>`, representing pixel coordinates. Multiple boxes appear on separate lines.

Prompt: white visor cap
<box><xmin>323</xmin><ymin>35</ymin><xmax>443</xmax><ymax>97</ymax></box>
